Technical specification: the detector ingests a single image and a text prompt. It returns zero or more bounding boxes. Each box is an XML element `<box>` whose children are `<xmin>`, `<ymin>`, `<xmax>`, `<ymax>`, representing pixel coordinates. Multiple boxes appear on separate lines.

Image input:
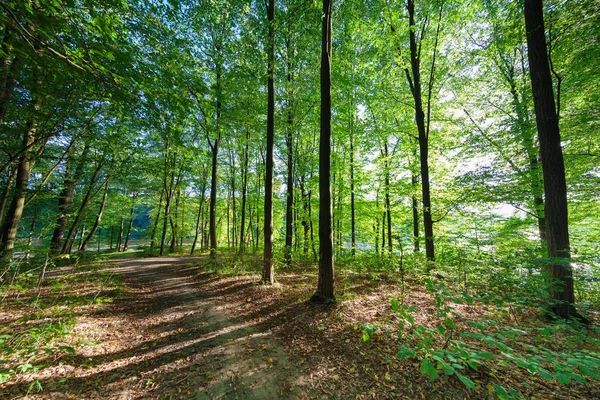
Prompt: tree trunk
<box><xmin>412</xmin><ymin>173</ymin><xmax>420</xmax><ymax>253</ymax></box>
<box><xmin>284</xmin><ymin>44</ymin><xmax>294</xmax><ymax>266</ymax></box>
<box><xmin>0</xmin><ymin>27</ymin><xmax>21</xmax><ymax>127</ymax></box>
<box><xmin>123</xmin><ymin>193</ymin><xmax>137</xmax><ymax>251</ymax></box>
<box><xmin>79</xmin><ymin>179</ymin><xmax>109</xmax><ymax>252</ymax></box>
<box><xmin>61</xmin><ymin>161</ymin><xmax>103</xmax><ymax>254</ymax></box>
<box><xmin>239</xmin><ymin>128</ymin><xmax>250</xmax><ymax>253</ymax></box>
<box><xmin>0</xmin><ymin>95</ymin><xmax>43</xmax><ymax>255</ymax></box>
<box><xmin>0</xmin><ymin>166</ymin><xmax>17</xmax><ymax>232</ymax></box>
<box><xmin>116</xmin><ymin>214</ymin><xmax>124</xmax><ymax>252</ymax></box>
<box><xmin>262</xmin><ymin>0</ymin><xmax>276</xmax><ymax>284</ymax></box>
<box><xmin>384</xmin><ymin>142</ymin><xmax>392</xmax><ymax>253</ymax></box>
<box><xmin>50</xmin><ymin>146</ymin><xmax>87</xmax><ymax>254</ymax></box>
<box><xmin>312</xmin><ymin>0</ymin><xmax>335</xmax><ymax>303</ymax></box>
<box><xmin>150</xmin><ymin>186</ymin><xmax>164</xmax><ymax>248</ymax></box>
<box><xmin>191</xmin><ymin>180</ymin><xmax>207</xmax><ymax>255</ymax></box>
<box><xmin>160</xmin><ymin>154</ymin><xmax>175</xmax><ymax>256</ymax></box>
<box><xmin>350</xmin><ymin>132</ymin><xmax>356</xmax><ymax>256</ymax></box>
<box><xmin>524</xmin><ymin>0</ymin><xmax>579</xmax><ymax>319</ymax></box>
<box><xmin>405</xmin><ymin>0</ymin><xmax>437</xmax><ymax>262</ymax></box>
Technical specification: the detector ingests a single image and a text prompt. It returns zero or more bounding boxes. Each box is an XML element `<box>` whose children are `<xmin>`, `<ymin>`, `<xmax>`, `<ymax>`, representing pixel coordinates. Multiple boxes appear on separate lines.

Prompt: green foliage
<box><xmin>393</xmin><ymin>279</ymin><xmax>600</xmax><ymax>396</ymax></box>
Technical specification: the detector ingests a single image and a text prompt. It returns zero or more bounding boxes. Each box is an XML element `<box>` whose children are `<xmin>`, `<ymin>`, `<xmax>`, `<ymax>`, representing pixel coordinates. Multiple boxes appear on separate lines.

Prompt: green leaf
<box><xmin>455</xmin><ymin>370</ymin><xmax>475</xmax><ymax>389</ymax></box>
<box><xmin>535</xmin><ymin>367</ymin><xmax>553</xmax><ymax>380</ymax></box>
<box><xmin>397</xmin><ymin>346</ymin><xmax>416</xmax><ymax>359</ymax></box>
<box><xmin>556</xmin><ymin>371</ymin><xmax>571</xmax><ymax>384</ymax></box>
<box><xmin>420</xmin><ymin>359</ymin><xmax>439</xmax><ymax>381</ymax></box>
<box><xmin>581</xmin><ymin>366</ymin><xmax>600</xmax><ymax>379</ymax></box>
<box><xmin>443</xmin><ymin>364</ymin><xmax>455</xmax><ymax>375</ymax></box>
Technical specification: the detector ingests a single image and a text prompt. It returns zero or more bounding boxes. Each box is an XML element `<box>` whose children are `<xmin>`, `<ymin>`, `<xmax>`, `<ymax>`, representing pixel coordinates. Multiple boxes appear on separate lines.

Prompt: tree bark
<box><xmin>150</xmin><ymin>186</ymin><xmax>164</xmax><ymax>248</ymax></box>
<box><xmin>284</xmin><ymin>35</ymin><xmax>294</xmax><ymax>266</ymax></box>
<box><xmin>524</xmin><ymin>0</ymin><xmax>578</xmax><ymax>319</ymax></box>
<box><xmin>312</xmin><ymin>0</ymin><xmax>335</xmax><ymax>303</ymax></box>
<box><xmin>123</xmin><ymin>193</ymin><xmax>137</xmax><ymax>251</ymax></box>
<box><xmin>0</xmin><ymin>94</ymin><xmax>43</xmax><ymax>255</ymax></box>
<box><xmin>384</xmin><ymin>141</ymin><xmax>392</xmax><ymax>253</ymax></box>
<box><xmin>239</xmin><ymin>127</ymin><xmax>250</xmax><ymax>253</ymax></box>
<box><xmin>262</xmin><ymin>0</ymin><xmax>276</xmax><ymax>284</ymax></box>
<box><xmin>79</xmin><ymin>179</ymin><xmax>109</xmax><ymax>252</ymax></box>
<box><xmin>0</xmin><ymin>166</ymin><xmax>17</xmax><ymax>231</ymax></box>
<box><xmin>191</xmin><ymin>180</ymin><xmax>207</xmax><ymax>255</ymax></box>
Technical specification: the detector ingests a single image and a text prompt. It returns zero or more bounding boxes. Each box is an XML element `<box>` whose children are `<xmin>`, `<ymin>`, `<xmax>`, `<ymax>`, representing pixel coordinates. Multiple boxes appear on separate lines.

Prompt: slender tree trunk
<box><xmin>312</xmin><ymin>0</ymin><xmax>335</xmax><ymax>303</ymax></box>
<box><xmin>209</xmin><ymin>140</ymin><xmax>219</xmax><ymax>258</ymax></box>
<box><xmin>191</xmin><ymin>180</ymin><xmax>207</xmax><ymax>255</ymax></box>
<box><xmin>123</xmin><ymin>193</ymin><xmax>137</xmax><ymax>251</ymax></box>
<box><xmin>150</xmin><ymin>186</ymin><xmax>164</xmax><ymax>248</ymax></box>
<box><xmin>384</xmin><ymin>142</ymin><xmax>392</xmax><ymax>253</ymax></box>
<box><xmin>239</xmin><ymin>128</ymin><xmax>250</xmax><ymax>253</ymax></box>
<box><xmin>116</xmin><ymin>214</ymin><xmax>124</xmax><ymax>252</ymax></box>
<box><xmin>79</xmin><ymin>179</ymin><xmax>109</xmax><ymax>252</ymax></box>
<box><xmin>284</xmin><ymin>76</ymin><xmax>294</xmax><ymax>266</ymax></box>
<box><xmin>412</xmin><ymin>173</ymin><xmax>420</xmax><ymax>253</ymax></box>
<box><xmin>160</xmin><ymin>154</ymin><xmax>175</xmax><ymax>256</ymax></box>
<box><xmin>524</xmin><ymin>0</ymin><xmax>579</xmax><ymax>319</ymax></box>
<box><xmin>61</xmin><ymin>161</ymin><xmax>103</xmax><ymax>254</ymax></box>
<box><xmin>262</xmin><ymin>0</ymin><xmax>276</xmax><ymax>284</ymax></box>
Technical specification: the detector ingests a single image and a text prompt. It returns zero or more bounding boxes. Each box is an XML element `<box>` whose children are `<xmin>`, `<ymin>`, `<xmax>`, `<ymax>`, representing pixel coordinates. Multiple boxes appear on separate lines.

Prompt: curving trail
<box><xmin>7</xmin><ymin>257</ymin><xmax>307</xmax><ymax>399</ymax></box>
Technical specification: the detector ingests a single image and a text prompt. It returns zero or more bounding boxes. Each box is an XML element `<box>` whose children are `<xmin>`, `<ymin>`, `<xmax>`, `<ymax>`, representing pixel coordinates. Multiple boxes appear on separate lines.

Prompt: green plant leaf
<box><xmin>455</xmin><ymin>370</ymin><xmax>475</xmax><ymax>389</ymax></box>
<box><xmin>420</xmin><ymin>359</ymin><xmax>438</xmax><ymax>381</ymax></box>
<box><xmin>555</xmin><ymin>371</ymin><xmax>571</xmax><ymax>384</ymax></box>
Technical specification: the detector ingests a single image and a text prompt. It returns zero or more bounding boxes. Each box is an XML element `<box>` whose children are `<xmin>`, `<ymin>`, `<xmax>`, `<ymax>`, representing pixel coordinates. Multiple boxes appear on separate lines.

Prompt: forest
<box><xmin>0</xmin><ymin>0</ymin><xmax>599</xmax><ymax>398</ymax></box>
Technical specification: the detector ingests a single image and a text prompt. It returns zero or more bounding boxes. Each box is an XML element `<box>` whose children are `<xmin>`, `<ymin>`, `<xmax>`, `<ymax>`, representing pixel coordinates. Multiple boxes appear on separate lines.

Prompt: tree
<box><xmin>523</xmin><ymin>0</ymin><xmax>579</xmax><ymax>319</ymax></box>
<box><xmin>262</xmin><ymin>0</ymin><xmax>276</xmax><ymax>284</ymax></box>
<box><xmin>311</xmin><ymin>0</ymin><xmax>335</xmax><ymax>304</ymax></box>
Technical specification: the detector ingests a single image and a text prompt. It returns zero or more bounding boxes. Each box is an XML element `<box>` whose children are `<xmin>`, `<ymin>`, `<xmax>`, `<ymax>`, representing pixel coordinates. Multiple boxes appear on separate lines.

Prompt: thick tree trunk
<box><xmin>312</xmin><ymin>0</ymin><xmax>335</xmax><ymax>303</ymax></box>
<box><xmin>405</xmin><ymin>0</ymin><xmax>436</xmax><ymax>262</ymax></box>
<box><xmin>524</xmin><ymin>0</ymin><xmax>578</xmax><ymax>319</ymax></box>
<box><xmin>209</xmin><ymin>141</ymin><xmax>219</xmax><ymax>258</ymax></box>
<box><xmin>0</xmin><ymin>95</ymin><xmax>42</xmax><ymax>255</ymax></box>
<box><xmin>262</xmin><ymin>0</ymin><xmax>276</xmax><ymax>284</ymax></box>
<box><xmin>0</xmin><ymin>28</ymin><xmax>21</xmax><ymax>127</ymax></box>
<box><xmin>350</xmin><ymin>132</ymin><xmax>356</xmax><ymax>256</ymax></box>
<box><xmin>79</xmin><ymin>179</ymin><xmax>109</xmax><ymax>252</ymax></box>
<box><xmin>170</xmin><ymin>190</ymin><xmax>179</xmax><ymax>253</ymax></box>
<box><xmin>50</xmin><ymin>146</ymin><xmax>87</xmax><ymax>254</ymax></box>
<box><xmin>0</xmin><ymin>166</ymin><xmax>17</xmax><ymax>231</ymax></box>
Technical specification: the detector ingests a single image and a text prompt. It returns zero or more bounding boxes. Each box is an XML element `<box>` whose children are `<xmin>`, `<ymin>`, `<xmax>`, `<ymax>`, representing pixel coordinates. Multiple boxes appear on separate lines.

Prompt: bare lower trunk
<box><xmin>79</xmin><ymin>179</ymin><xmax>109</xmax><ymax>252</ymax></box>
<box><xmin>312</xmin><ymin>0</ymin><xmax>335</xmax><ymax>303</ymax></box>
<box><xmin>123</xmin><ymin>193</ymin><xmax>137</xmax><ymax>251</ymax></box>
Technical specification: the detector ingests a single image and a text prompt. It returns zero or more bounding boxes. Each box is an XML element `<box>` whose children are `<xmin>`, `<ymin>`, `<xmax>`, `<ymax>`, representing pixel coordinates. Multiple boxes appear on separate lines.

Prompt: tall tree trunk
<box><xmin>239</xmin><ymin>128</ymin><xmax>250</xmax><ymax>253</ymax></box>
<box><xmin>150</xmin><ymin>186</ymin><xmax>164</xmax><ymax>248</ymax></box>
<box><xmin>0</xmin><ymin>28</ymin><xmax>21</xmax><ymax>127</ymax></box>
<box><xmin>50</xmin><ymin>146</ymin><xmax>87</xmax><ymax>254</ymax></box>
<box><xmin>169</xmin><ymin>189</ymin><xmax>179</xmax><ymax>253</ymax></box>
<box><xmin>404</xmin><ymin>0</ymin><xmax>439</xmax><ymax>262</ymax></box>
<box><xmin>61</xmin><ymin>161</ymin><xmax>103</xmax><ymax>254</ymax></box>
<box><xmin>262</xmin><ymin>0</ymin><xmax>276</xmax><ymax>284</ymax></box>
<box><xmin>160</xmin><ymin>153</ymin><xmax>175</xmax><ymax>256</ymax></box>
<box><xmin>123</xmin><ymin>193</ymin><xmax>137</xmax><ymax>251</ymax></box>
<box><xmin>284</xmin><ymin>45</ymin><xmax>294</xmax><ymax>266</ymax></box>
<box><xmin>191</xmin><ymin>181</ymin><xmax>207</xmax><ymax>255</ymax></box>
<box><xmin>0</xmin><ymin>166</ymin><xmax>17</xmax><ymax>231</ymax></box>
<box><xmin>79</xmin><ymin>179</ymin><xmax>109</xmax><ymax>252</ymax></box>
<box><xmin>350</xmin><ymin>131</ymin><xmax>356</xmax><ymax>256</ymax></box>
<box><xmin>412</xmin><ymin>173</ymin><xmax>420</xmax><ymax>253</ymax></box>
<box><xmin>312</xmin><ymin>0</ymin><xmax>335</xmax><ymax>303</ymax></box>
<box><xmin>116</xmin><ymin>214</ymin><xmax>124</xmax><ymax>252</ymax></box>
<box><xmin>384</xmin><ymin>141</ymin><xmax>392</xmax><ymax>253</ymax></box>
<box><xmin>0</xmin><ymin>94</ymin><xmax>43</xmax><ymax>255</ymax></box>
<box><xmin>524</xmin><ymin>0</ymin><xmax>578</xmax><ymax>319</ymax></box>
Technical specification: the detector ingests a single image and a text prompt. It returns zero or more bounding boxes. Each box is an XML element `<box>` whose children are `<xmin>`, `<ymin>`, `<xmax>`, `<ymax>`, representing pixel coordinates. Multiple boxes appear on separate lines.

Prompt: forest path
<box><xmin>10</xmin><ymin>256</ymin><xmax>308</xmax><ymax>399</ymax></box>
<box><xmin>99</xmin><ymin>256</ymin><xmax>306</xmax><ymax>399</ymax></box>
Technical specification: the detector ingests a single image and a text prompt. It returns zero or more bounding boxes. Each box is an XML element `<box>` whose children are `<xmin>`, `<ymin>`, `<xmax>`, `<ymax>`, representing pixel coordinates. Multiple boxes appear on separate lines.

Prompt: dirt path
<box><xmin>8</xmin><ymin>257</ymin><xmax>307</xmax><ymax>399</ymax></box>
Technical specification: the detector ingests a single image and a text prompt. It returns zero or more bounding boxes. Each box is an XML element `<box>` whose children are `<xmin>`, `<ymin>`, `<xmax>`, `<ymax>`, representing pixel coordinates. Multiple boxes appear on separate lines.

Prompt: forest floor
<box><xmin>1</xmin><ymin>252</ymin><xmax>599</xmax><ymax>399</ymax></box>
